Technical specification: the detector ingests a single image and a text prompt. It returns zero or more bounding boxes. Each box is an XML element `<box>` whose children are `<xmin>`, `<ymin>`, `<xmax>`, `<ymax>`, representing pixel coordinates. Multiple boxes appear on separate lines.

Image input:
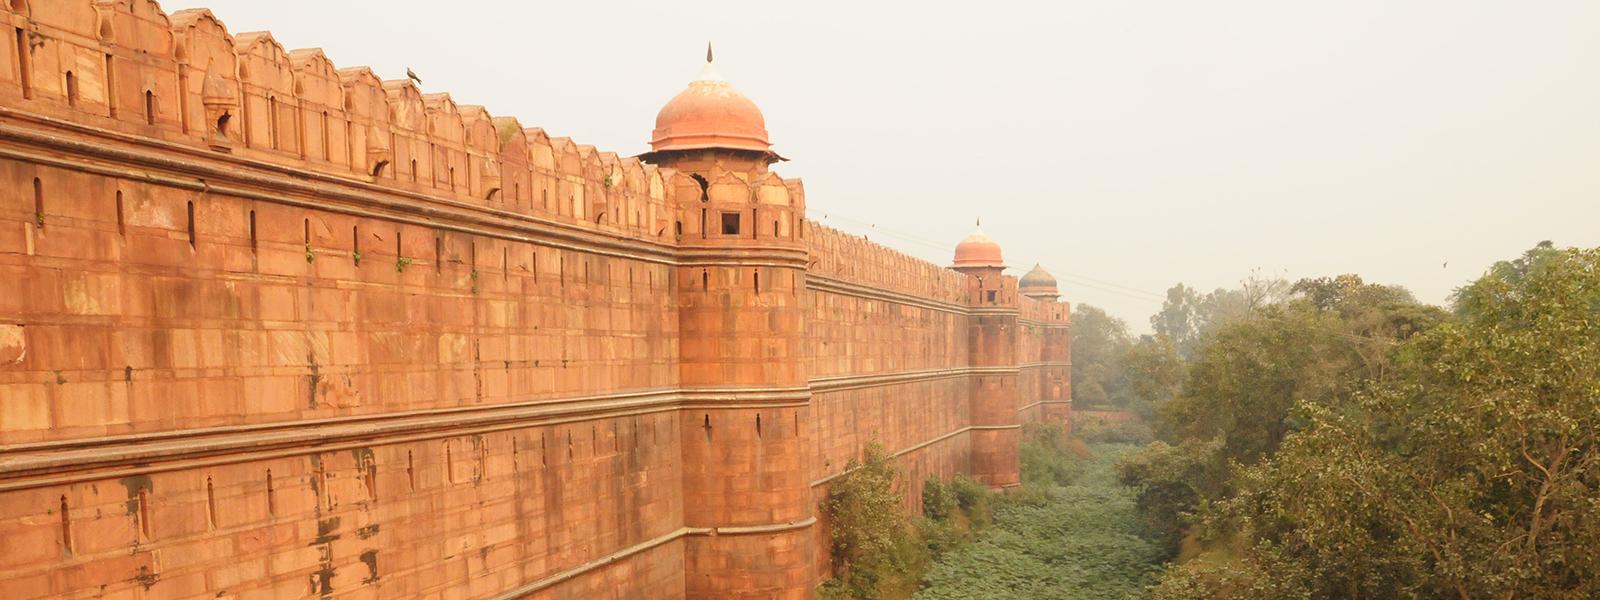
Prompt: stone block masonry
<box><xmin>0</xmin><ymin>2</ymin><xmax>1070</xmax><ymax>598</ymax></box>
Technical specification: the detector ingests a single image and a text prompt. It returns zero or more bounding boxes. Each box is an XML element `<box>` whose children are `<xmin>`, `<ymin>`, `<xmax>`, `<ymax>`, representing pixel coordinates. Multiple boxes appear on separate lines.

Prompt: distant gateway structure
<box><xmin>0</xmin><ymin>3</ymin><xmax>1071</xmax><ymax>598</ymax></box>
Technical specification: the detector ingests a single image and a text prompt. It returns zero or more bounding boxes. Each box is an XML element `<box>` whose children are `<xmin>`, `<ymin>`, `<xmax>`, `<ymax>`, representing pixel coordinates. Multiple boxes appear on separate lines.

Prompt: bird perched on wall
<box><xmin>406</xmin><ymin>68</ymin><xmax>422</xmax><ymax>85</ymax></box>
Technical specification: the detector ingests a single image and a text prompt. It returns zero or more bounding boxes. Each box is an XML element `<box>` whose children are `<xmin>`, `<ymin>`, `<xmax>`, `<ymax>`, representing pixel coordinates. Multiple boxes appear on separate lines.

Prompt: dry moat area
<box><xmin>917</xmin><ymin>443</ymin><xmax>1165</xmax><ymax>600</ymax></box>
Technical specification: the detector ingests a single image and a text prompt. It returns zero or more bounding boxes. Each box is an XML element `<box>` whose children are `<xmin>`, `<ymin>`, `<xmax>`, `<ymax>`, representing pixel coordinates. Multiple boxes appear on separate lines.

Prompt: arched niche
<box><xmin>337</xmin><ymin>67</ymin><xmax>392</xmax><ymax>176</ymax></box>
<box><xmin>171</xmin><ymin>9</ymin><xmax>237</xmax><ymax>145</ymax></box>
<box><xmin>289</xmin><ymin>48</ymin><xmax>345</xmax><ymax>163</ymax></box>
<box><xmin>232</xmin><ymin>31</ymin><xmax>295</xmax><ymax>152</ymax></box>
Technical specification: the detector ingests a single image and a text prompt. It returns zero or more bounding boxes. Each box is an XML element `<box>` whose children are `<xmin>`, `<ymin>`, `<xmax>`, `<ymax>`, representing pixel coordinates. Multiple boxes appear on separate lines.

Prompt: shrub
<box><xmin>922</xmin><ymin>476</ymin><xmax>957</xmax><ymax>522</ymax></box>
<box><xmin>1073</xmin><ymin>417</ymin><xmax>1154</xmax><ymax>445</ymax></box>
<box><xmin>1020</xmin><ymin>422</ymin><xmax>1086</xmax><ymax>488</ymax></box>
<box><xmin>822</xmin><ymin>442</ymin><xmax>908</xmax><ymax>599</ymax></box>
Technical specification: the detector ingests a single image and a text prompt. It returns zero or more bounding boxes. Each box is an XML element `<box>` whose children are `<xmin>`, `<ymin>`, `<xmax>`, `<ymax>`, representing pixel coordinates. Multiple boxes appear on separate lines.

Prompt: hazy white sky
<box><xmin>166</xmin><ymin>0</ymin><xmax>1600</xmax><ymax>330</ymax></box>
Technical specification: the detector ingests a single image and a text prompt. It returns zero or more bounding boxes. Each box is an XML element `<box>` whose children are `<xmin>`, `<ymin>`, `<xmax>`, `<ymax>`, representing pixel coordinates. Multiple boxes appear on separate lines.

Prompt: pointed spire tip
<box><xmin>706</xmin><ymin>42</ymin><xmax>714</xmax><ymax>64</ymax></box>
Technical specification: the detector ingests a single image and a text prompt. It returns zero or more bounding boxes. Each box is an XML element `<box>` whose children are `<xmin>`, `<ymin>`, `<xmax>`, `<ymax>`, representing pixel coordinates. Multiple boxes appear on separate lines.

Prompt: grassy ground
<box><xmin>916</xmin><ymin>443</ymin><xmax>1167</xmax><ymax>599</ymax></box>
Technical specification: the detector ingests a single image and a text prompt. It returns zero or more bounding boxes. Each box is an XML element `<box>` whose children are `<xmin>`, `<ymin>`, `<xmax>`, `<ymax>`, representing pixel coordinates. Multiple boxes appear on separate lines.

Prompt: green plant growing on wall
<box><xmin>304</xmin><ymin>244</ymin><xmax>315</xmax><ymax>263</ymax></box>
<box><xmin>820</xmin><ymin>442</ymin><xmax>921</xmax><ymax>600</ymax></box>
<box><xmin>352</xmin><ymin>250</ymin><xmax>362</xmax><ymax>265</ymax></box>
<box><xmin>395</xmin><ymin>257</ymin><xmax>413</xmax><ymax>273</ymax></box>
<box><xmin>35</xmin><ymin>212</ymin><xmax>44</xmax><ymax>228</ymax></box>
<box><xmin>470</xmin><ymin>269</ymin><xmax>480</xmax><ymax>294</ymax></box>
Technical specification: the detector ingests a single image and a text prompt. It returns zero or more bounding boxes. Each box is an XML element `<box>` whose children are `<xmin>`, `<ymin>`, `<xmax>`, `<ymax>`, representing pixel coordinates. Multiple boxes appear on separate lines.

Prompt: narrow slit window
<box><xmin>64</xmin><ymin>70</ymin><xmax>77</xmax><ymax>107</ymax></box>
<box><xmin>144</xmin><ymin>90</ymin><xmax>155</xmax><ymax>125</ymax></box>
<box><xmin>136</xmin><ymin>487</ymin><xmax>151</xmax><ymax>540</ymax></box>
<box><xmin>186</xmin><ymin>201</ymin><xmax>196</xmax><ymax>248</ymax></box>
<box><xmin>58</xmin><ymin>495</ymin><xmax>72</xmax><ymax>555</ymax></box>
<box><xmin>32</xmin><ymin>177</ymin><xmax>43</xmax><ymax>229</ymax></box>
<box><xmin>103</xmin><ymin>54</ymin><xmax>115</xmax><ymax>117</ymax></box>
<box><xmin>115</xmin><ymin>191</ymin><xmax>125</xmax><ymax>236</ymax></box>
<box><xmin>15</xmin><ymin>28</ymin><xmax>31</xmax><ymax>99</ymax></box>
<box><xmin>248</xmin><ymin>210</ymin><xmax>256</xmax><ymax>251</ymax></box>
<box><xmin>205</xmin><ymin>477</ymin><xmax>218</xmax><ymax>529</ymax></box>
<box><xmin>266</xmin><ymin>469</ymin><xmax>277</xmax><ymax>517</ymax></box>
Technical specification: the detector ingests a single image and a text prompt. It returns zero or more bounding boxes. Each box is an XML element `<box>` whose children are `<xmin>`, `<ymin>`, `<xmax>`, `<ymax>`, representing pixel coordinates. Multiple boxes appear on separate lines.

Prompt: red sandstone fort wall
<box><xmin>0</xmin><ymin>3</ymin><xmax>1070</xmax><ymax>598</ymax></box>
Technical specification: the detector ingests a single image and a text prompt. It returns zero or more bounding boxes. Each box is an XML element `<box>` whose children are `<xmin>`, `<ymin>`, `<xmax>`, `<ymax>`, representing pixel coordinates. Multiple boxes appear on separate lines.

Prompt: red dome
<box><xmin>952</xmin><ymin>228</ymin><xmax>1004</xmax><ymax>269</ymax></box>
<box><xmin>649</xmin><ymin>56</ymin><xmax>776</xmax><ymax>156</ymax></box>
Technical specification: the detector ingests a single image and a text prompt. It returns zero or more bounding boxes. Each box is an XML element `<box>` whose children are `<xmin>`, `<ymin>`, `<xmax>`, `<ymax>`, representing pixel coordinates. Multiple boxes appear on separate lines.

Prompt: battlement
<box><xmin>0</xmin><ymin>1</ymin><xmax>812</xmax><ymax>248</ymax></box>
<box><xmin>804</xmin><ymin>221</ymin><xmax>967</xmax><ymax>304</ymax></box>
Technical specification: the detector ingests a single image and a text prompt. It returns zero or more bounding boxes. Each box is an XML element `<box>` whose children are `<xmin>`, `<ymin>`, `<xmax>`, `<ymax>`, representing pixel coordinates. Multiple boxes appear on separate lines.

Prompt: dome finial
<box><xmin>694</xmin><ymin>42</ymin><xmax>725</xmax><ymax>83</ymax></box>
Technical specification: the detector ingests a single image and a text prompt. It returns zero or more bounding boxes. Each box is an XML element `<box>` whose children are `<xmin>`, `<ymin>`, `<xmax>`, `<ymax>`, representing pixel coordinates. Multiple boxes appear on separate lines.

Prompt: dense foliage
<box><xmin>820</xmin><ymin>443</ymin><xmax>1000</xmax><ymax>600</ymax></box>
<box><xmin>1070</xmin><ymin>305</ymin><xmax>1134</xmax><ymax>408</ymax></box>
<box><xmin>1120</xmin><ymin>243</ymin><xmax>1600</xmax><ymax>599</ymax></box>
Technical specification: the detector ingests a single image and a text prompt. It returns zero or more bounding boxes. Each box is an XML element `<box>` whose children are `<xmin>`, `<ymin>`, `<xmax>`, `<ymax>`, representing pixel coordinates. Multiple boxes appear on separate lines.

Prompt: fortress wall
<box><xmin>0</xmin><ymin>159</ymin><xmax>680</xmax><ymax>445</ymax></box>
<box><xmin>0</xmin><ymin>2</ymin><xmax>1071</xmax><ymax>598</ymax></box>
<box><xmin>801</xmin><ymin>223</ymin><xmax>973</xmax><ymax>485</ymax></box>
<box><xmin>0</xmin><ymin>150</ymin><xmax>690</xmax><ymax>598</ymax></box>
<box><xmin>0</xmin><ymin>4</ymin><xmax>694</xmax><ymax>596</ymax></box>
<box><xmin>1018</xmin><ymin>295</ymin><xmax>1072</xmax><ymax>428</ymax></box>
<box><xmin>0</xmin><ymin>411</ymin><xmax>686</xmax><ymax>599</ymax></box>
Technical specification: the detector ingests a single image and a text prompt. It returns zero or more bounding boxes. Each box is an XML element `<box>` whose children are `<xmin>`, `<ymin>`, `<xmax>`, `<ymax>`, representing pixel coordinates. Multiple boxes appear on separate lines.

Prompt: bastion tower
<box><xmin>1020</xmin><ymin>264</ymin><xmax>1074</xmax><ymax>429</ymax></box>
<box><xmin>641</xmin><ymin>48</ymin><xmax>815</xmax><ymax>597</ymax></box>
<box><xmin>951</xmin><ymin>227</ymin><xmax>1023</xmax><ymax>488</ymax></box>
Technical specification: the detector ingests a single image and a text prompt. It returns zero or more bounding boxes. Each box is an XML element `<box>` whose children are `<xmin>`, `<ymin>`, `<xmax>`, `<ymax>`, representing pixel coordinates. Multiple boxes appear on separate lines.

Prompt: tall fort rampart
<box><xmin>0</xmin><ymin>2</ymin><xmax>1070</xmax><ymax>598</ymax></box>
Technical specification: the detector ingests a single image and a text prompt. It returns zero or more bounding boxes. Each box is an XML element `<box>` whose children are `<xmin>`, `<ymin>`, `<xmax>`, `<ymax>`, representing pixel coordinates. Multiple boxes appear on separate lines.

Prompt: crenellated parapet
<box><xmin>0</xmin><ymin>0</ymin><xmax>695</xmax><ymax>248</ymax></box>
<box><xmin>804</xmin><ymin>222</ymin><xmax>968</xmax><ymax>304</ymax></box>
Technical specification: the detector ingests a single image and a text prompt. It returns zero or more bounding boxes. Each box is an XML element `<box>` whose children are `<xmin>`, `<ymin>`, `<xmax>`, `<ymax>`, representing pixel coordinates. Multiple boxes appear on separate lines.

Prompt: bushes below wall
<box><xmin>819</xmin><ymin>423</ymin><xmax>1101</xmax><ymax>599</ymax></box>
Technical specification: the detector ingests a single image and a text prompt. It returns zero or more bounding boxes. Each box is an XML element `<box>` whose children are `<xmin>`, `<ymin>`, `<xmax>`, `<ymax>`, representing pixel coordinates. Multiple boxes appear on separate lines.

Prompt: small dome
<box><xmin>648</xmin><ymin>46</ymin><xmax>777</xmax><ymax>157</ymax></box>
<box><xmin>952</xmin><ymin>227</ymin><xmax>1004</xmax><ymax>269</ymax></box>
<box><xmin>1019</xmin><ymin>263</ymin><xmax>1060</xmax><ymax>298</ymax></box>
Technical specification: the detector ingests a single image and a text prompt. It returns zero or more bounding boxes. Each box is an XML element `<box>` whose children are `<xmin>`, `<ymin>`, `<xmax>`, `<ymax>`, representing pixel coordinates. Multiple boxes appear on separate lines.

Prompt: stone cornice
<box><xmin>0</xmin><ymin>384</ymin><xmax>809</xmax><ymax>492</ymax></box>
<box><xmin>969</xmin><ymin>307</ymin><xmax>1020</xmax><ymax>317</ymax></box>
<box><xmin>0</xmin><ymin>364</ymin><xmax>1032</xmax><ymax>492</ymax></box>
<box><xmin>1017</xmin><ymin>318</ymin><xmax>1071</xmax><ymax>328</ymax></box>
<box><xmin>804</xmin><ymin>275</ymin><xmax>970</xmax><ymax>315</ymax></box>
<box><xmin>1018</xmin><ymin>400</ymin><xmax>1072</xmax><ymax>411</ymax></box>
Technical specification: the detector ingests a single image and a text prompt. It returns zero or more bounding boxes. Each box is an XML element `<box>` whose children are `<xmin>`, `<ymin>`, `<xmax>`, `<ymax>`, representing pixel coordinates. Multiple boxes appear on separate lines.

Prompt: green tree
<box><xmin>1070</xmin><ymin>304</ymin><xmax>1132</xmax><ymax>408</ymax></box>
<box><xmin>1149</xmin><ymin>245</ymin><xmax>1600</xmax><ymax>599</ymax></box>
<box><xmin>1151</xmin><ymin>284</ymin><xmax>1203</xmax><ymax>360</ymax></box>
<box><xmin>1118</xmin><ymin>335</ymin><xmax>1185</xmax><ymax>420</ymax></box>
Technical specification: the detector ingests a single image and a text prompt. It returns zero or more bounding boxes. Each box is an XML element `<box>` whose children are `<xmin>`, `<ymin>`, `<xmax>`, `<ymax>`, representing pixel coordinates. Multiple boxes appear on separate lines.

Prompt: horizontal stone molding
<box><xmin>1017</xmin><ymin>318</ymin><xmax>1071</xmax><ymax>328</ymax></box>
<box><xmin>0</xmin><ymin>362</ymin><xmax>1023</xmax><ymax>491</ymax></box>
<box><xmin>805</xmin><ymin>274</ymin><xmax>970</xmax><ymax>315</ymax></box>
<box><xmin>1018</xmin><ymin>400</ymin><xmax>1073</xmax><ymax>411</ymax></box>
<box><xmin>810</xmin><ymin>426</ymin><xmax>976</xmax><ymax>487</ymax></box>
<box><xmin>0</xmin><ymin>384</ymin><xmax>811</xmax><ymax>492</ymax></box>
<box><xmin>487</xmin><ymin>517</ymin><xmax>817</xmax><ymax>600</ymax></box>
<box><xmin>1018</xmin><ymin>361</ymin><xmax>1071</xmax><ymax>369</ymax></box>
<box><xmin>809</xmin><ymin>366</ymin><xmax>976</xmax><ymax>392</ymax></box>
<box><xmin>968</xmin><ymin>307</ymin><xmax>1020</xmax><ymax>317</ymax></box>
